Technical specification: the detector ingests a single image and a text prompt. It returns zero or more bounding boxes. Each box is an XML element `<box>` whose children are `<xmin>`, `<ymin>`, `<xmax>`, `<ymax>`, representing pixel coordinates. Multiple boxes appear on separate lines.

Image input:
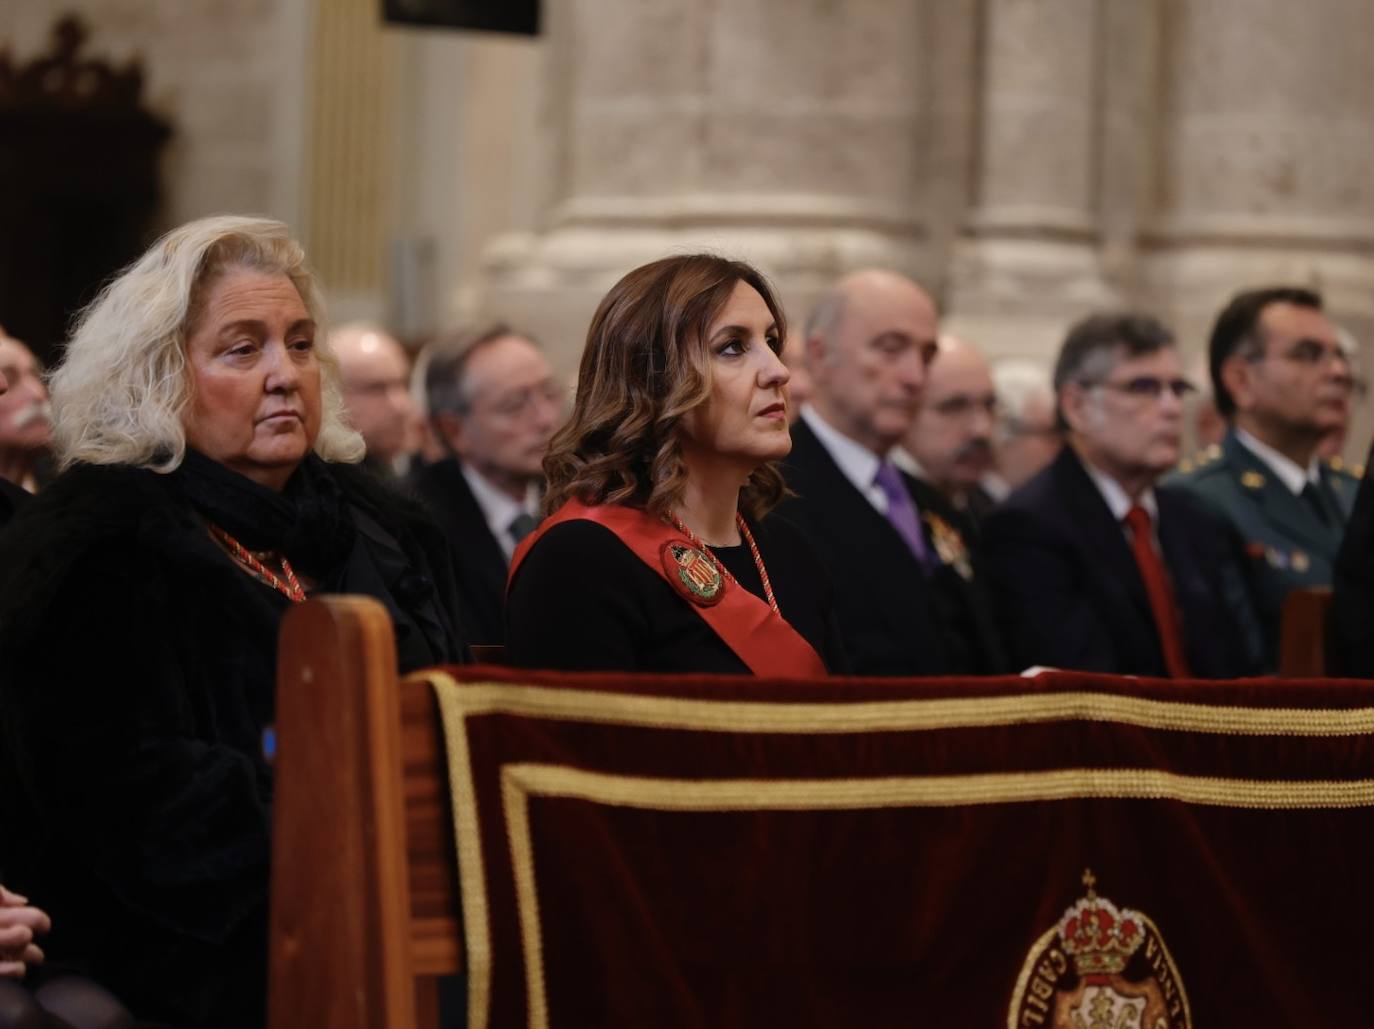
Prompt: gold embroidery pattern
<box><xmin>499</xmin><ymin>764</ymin><xmax>1360</xmax><ymax>1029</ymax></box>
<box><xmin>422</xmin><ymin>672</ymin><xmax>1374</xmax><ymax>1028</ymax></box>
<box><xmin>427</xmin><ymin>678</ymin><xmax>1374</xmax><ymax>738</ymax></box>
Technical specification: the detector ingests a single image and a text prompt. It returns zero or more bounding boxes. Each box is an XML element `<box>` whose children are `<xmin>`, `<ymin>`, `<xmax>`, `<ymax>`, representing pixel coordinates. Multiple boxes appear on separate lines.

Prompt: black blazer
<box><xmin>0</xmin><ymin>477</ymin><xmax>28</xmax><ymax>528</ymax></box>
<box><xmin>777</xmin><ymin>419</ymin><xmax>1006</xmax><ymax>676</ymax></box>
<box><xmin>1329</xmin><ymin>439</ymin><xmax>1374</xmax><ymax>676</ymax></box>
<box><xmin>979</xmin><ymin>446</ymin><xmax>1264</xmax><ymax>677</ymax></box>
<box><xmin>408</xmin><ymin>458</ymin><xmax>510</xmax><ymax>646</ymax></box>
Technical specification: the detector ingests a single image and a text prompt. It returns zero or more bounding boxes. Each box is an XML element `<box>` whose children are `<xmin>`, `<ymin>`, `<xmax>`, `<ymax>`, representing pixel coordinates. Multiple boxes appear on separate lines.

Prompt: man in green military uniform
<box><xmin>1171</xmin><ymin>286</ymin><xmax>1358</xmax><ymax>667</ymax></box>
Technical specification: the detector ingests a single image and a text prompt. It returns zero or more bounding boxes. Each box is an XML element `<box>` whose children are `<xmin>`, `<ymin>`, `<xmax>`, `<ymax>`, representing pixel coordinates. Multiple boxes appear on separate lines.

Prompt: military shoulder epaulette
<box><xmin>1325</xmin><ymin>455</ymin><xmax>1364</xmax><ymax>480</ymax></box>
<box><xmin>1178</xmin><ymin>445</ymin><xmax>1218</xmax><ymax>474</ymax></box>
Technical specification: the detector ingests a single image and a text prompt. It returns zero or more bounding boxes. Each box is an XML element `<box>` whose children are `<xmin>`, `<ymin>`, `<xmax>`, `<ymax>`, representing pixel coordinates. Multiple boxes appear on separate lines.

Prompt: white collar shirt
<box><xmin>1080</xmin><ymin>454</ymin><xmax>1161</xmax><ymax>548</ymax></box>
<box><xmin>800</xmin><ymin>404</ymin><xmax>893</xmax><ymax>513</ymax></box>
<box><xmin>890</xmin><ymin>447</ymin><xmax>926</xmax><ymax>481</ymax></box>
<box><xmin>460</xmin><ymin>463</ymin><xmax>540</xmax><ymax>562</ymax></box>
<box><xmin>1234</xmin><ymin>427</ymin><xmax>1319</xmax><ymax>496</ymax></box>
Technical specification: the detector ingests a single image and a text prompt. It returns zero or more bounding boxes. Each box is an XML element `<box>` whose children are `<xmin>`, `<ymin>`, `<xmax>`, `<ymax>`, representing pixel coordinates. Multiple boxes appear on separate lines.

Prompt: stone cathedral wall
<box><xmin>4</xmin><ymin>0</ymin><xmax>1372</xmax><ymax>452</ymax></box>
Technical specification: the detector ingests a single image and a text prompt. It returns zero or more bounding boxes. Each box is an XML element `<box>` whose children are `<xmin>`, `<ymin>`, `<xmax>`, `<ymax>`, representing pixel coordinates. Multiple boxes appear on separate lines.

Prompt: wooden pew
<box><xmin>268</xmin><ymin>596</ymin><xmax>462</xmax><ymax>1029</ymax></box>
<box><xmin>1278</xmin><ymin>586</ymin><xmax>1332</xmax><ymax>677</ymax></box>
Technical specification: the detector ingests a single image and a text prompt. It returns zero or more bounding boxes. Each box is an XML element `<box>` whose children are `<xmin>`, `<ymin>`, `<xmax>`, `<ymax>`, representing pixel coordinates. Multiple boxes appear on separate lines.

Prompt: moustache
<box><xmin>954</xmin><ymin>436</ymin><xmax>994</xmax><ymax>463</ymax></box>
<box><xmin>10</xmin><ymin>400</ymin><xmax>51</xmax><ymax>430</ymax></box>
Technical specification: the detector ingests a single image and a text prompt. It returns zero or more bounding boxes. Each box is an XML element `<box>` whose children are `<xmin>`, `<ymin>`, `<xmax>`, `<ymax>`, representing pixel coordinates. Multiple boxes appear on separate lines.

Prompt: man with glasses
<box><xmin>333</xmin><ymin>322</ymin><xmax>417</xmax><ymax>477</ymax></box>
<box><xmin>409</xmin><ymin>325</ymin><xmax>563</xmax><ymax>644</ymax></box>
<box><xmin>981</xmin><ymin>312</ymin><xmax>1263</xmax><ymax>676</ymax></box>
<box><xmin>895</xmin><ymin>334</ymin><xmax>1000</xmax><ymax>525</ymax></box>
<box><xmin>1172</xmin><ymin>287</ymin><xmax>1358</xmax><ymax>663</ymax></box>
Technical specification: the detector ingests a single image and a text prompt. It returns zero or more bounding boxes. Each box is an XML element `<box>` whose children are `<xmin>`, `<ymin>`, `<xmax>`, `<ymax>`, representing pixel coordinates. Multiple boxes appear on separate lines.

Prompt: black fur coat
<box><xmin>0</xmin><ymin>460</ymin><xmax>466</xmax><ymax>1028</ymax></box>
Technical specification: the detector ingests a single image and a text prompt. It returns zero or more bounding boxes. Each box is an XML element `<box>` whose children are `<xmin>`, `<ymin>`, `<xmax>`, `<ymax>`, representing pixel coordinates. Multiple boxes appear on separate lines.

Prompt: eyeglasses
<box><xmin>1257</xmin><ymin>339</ymin><xmax>1352</xmax><ymax>368</ymax></box>
<box><xmin>1087</xmin><ymin>376</ymin><xmax>1197</xmax><ymax>401</ymax></box>
<box><xmin>929</xmin><ymin>394</ymin><xmax>999</xmax><ymax>419</ymax></box>
<box><xmin>475</xmin><ymin>381</ymin><xmax>564</xmax><ymax>419</ymax></box>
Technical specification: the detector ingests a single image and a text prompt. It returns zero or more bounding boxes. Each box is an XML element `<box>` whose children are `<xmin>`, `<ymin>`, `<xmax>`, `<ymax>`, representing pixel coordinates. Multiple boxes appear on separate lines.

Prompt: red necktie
<box><xmin>1123</xmin><ymin>505</ymin><xmax>1190</xmax><ymax>678</ymax></box>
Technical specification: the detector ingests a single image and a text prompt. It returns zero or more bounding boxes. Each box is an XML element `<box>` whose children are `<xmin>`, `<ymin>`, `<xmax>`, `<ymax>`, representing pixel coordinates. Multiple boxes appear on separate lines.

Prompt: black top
<box><xmin>408</xmin><ymin>456</ymin><xmax>511</xmax><ymax>646</ymax></box>
<box><xmin>0</xmin><ymin>460</ymin><xmax>466</xmax><ymax>1029</ymax></box>
<box><xmin>979</xmin><ymin>446</ymin><xmax>1264</xmax><ymax>677</ymax></box>
<box><xmin>506</xmin><ymin>512</ymin><xmax>845</xmax><ymax>674</ymax></box>
<box><xmin>776</xmin><ymin>419</ymin><xmax>1008</xmax><ymax>676</ymax></box>
<box><xmin>0</xmin><ymin>476</ymin><xmax>28</xmax><ymax>528</ymax></box>
<box><xmin>1330</xmin><ymin>439</ymin><xmax>1374</xmax><ymax>676</ymax></box>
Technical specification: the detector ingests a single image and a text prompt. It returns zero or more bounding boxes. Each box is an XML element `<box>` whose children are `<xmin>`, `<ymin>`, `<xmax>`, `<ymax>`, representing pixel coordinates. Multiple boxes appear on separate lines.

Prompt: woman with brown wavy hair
<box><xmin>505</xmin><ymin>254</ymin><xmax>843</xmax><ymax>675</ymax></box>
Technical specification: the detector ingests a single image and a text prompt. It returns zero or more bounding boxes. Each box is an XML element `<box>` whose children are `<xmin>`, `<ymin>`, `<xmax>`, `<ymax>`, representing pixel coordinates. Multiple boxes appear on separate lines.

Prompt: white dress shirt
<box><xmin>1234</xmin><ymin>427</ymin><xmax>1320</xmax><ymax>496</ymax></box>
<box><xmin>460</xmin><ymin>464</ymin><xmax>540</xmax><ymax>562</ymax></box>
<box><xmin>799</xmin><ymin>405</ymin><xmax>894</xmax><ymax>514</ymax></box>
<box><xmin>1079</xmin><ymin>455</ymin><xmax>1161</xmax><ymax>551</ymax></box>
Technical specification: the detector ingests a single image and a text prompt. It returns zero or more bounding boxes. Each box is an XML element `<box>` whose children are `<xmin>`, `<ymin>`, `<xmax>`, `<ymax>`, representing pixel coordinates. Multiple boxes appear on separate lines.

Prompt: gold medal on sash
<box><xmin>660</xmin><ymin>540</ymin><xmax>725</xmax><ymax>606</ymax></box>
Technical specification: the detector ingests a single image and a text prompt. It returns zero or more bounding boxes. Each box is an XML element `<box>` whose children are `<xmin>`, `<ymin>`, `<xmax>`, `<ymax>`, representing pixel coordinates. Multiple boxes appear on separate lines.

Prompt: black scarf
<box><xmin>171</xmin><ymin>449</ymin><xmax>356</xmax><ymax>579</ymax></box>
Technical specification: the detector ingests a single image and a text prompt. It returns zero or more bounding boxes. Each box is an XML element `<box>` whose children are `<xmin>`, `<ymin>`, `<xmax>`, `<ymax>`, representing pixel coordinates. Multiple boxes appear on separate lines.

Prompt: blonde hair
<box><xmin>50</xmin><ymin>214</ymin><xmax>364</xmax><ymax>472</ymax></box>
<box><xmin>542</xmin><ymin>254</ymin><xmax>788</xmax><ymax>521</ymax></box>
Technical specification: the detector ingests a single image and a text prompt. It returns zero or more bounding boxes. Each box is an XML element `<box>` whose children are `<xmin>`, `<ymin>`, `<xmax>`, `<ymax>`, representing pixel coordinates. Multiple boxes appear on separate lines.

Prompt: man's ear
<box><xmin>1220</xmin><ymin>355</ymin><xmax>1254</xmax><ymax>414</ymax></box>
<box><xmin>1058</xmin><ymin>383</ymin><xmax>1089</xmax><ymax>435</ymax></box>
<box><xmin>434</xmin><ymin>411</ymin><xmax>465</xmax><ymax>456</ymax></box>
<box><xmin>805</xmin><ymin>334</ymin><xmax>828</xmax><ymax>376</ymax></box>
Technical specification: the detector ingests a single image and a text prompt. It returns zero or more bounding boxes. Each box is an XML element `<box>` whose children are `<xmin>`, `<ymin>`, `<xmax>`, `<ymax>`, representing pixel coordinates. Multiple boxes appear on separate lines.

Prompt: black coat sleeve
<box><xmin>978</xmin><ymin>504</ymin><xmax>1121</xmax><ymax>672</ymax></box>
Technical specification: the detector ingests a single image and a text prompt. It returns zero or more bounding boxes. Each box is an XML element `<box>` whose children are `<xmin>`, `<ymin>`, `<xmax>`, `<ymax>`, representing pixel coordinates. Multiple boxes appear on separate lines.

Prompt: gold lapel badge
<box><xmin>923</xmin><ymin>512</ymin><xmax>973</xmax><ymax>580</ymax></box>
<box><xmin>1240</xmin><ymin>470</ymin><xmax>1266</xmax><ymax>490</ymax></box>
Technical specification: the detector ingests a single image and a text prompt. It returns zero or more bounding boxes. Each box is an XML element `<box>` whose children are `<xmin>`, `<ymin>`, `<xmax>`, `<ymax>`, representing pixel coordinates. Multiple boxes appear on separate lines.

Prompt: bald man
<box><xmin>776</xmin><ymin>270</ymin><xmax>1007</xmax><ymax>675</ymax></box>
<box><xmin>332</xmin><ymin>323</ymin><xmax>416</xmax><ymax>475</ymax></box>
<box><xmin>895</xmin><ymin>334</ymin><xmax>999</xmax><ymax>520</ymax></box>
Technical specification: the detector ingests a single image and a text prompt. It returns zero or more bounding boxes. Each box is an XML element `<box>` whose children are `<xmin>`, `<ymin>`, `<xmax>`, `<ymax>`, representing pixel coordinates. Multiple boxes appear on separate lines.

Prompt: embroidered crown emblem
<box><xmin>1056</xmin><ymin>869</ymin><xmax>1145</xmax><ymax>976</ymax></box>
<box><xmin>660</xmin><ymin>540</ymin><xmax>725</xmax><ymax>606</ymax></box>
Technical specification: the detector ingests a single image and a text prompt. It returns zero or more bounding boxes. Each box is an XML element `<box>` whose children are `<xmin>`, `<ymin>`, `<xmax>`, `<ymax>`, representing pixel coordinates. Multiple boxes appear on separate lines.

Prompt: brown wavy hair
<box><xmin>542</xmin><ymin>254</ymin><xmax>790</xmax><ymax>521</ymax></box>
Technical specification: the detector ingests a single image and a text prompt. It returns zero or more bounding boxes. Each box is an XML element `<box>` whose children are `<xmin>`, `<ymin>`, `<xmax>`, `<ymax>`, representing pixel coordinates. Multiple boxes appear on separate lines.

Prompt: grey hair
<box><xmin>50</xmin><ymin>214</ymin><xmax>365</xmax><ymax>472</ymax></box>
<box><xmin>803</xmin><ymin>287</ymin><xmax>848</xmax><ymax>347</ymax></box>
<box><xmin>423</xmin><ymin>323</ymin><xmax>535</xmax><ymax>417</ymax></box>
<box><xmin>990</xmin><ymin>359</ymin><xmax>1054</xmax><ymax>442</ymax></box>
<box><xmin>1051</xmin><ymin>311</ymin><xmax>1175</xmax><ymax>430</ymax></box>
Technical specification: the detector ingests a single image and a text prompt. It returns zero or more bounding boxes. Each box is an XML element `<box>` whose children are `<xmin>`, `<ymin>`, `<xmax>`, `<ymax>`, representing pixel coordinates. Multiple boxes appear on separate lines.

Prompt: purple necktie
<box><xmin>873</xmin><ymin>461</ymin><xmax>933</xmax><ymax>568</ymax></box>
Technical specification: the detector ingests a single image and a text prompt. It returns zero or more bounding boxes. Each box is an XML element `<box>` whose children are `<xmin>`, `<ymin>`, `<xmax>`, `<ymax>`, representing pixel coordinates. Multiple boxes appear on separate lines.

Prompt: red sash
<box><xmin>509</xmin><ymin>500</ymin><xmax>827</xmax><ymax>678</ymax></box>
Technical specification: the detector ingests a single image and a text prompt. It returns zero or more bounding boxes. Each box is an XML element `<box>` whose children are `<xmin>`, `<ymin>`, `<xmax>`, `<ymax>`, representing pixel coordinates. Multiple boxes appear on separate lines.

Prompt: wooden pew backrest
<box><xmin>268</xmin><ymin>596</ymin><xmax>462</xmax><ymax>1029</ymax></box>
<box><xmin>1278</xmin><ymin>586</ymin><xmax>1332</xmax><ymax>677</ymax></box>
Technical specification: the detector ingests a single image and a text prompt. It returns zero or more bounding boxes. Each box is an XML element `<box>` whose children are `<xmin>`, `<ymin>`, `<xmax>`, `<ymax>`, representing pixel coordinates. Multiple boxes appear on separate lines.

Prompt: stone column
<box><xmin>477</xmin><ymin>0</ymin><xmax>935</xmax><ymax>374</ymax></box>
<box><xmin>944</xmin><ymin>0</ymin><xmax>1117</xmax><ymax>360</ymax></box>
<box><xmin>1140</xmin><ymin>0</ymin><xmax>1374</xmax><ymax>455</ymax></box>
<box><xmin>1141</xmin><ymin>0</ymin><xmax>1374</xmax><ymax>333</ymax></box>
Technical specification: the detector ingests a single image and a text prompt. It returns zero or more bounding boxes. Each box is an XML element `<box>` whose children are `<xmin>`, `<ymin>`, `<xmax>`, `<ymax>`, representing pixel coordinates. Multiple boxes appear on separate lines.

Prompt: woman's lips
<box><xmin>259</xmin><ymin>411</ymin><xmax>302</xmax><ymax>425</ymax></box>
<box><xmin>757</xmin><ymin>403</ymin><xmax>786</xmax><ymax>419</ymax></box>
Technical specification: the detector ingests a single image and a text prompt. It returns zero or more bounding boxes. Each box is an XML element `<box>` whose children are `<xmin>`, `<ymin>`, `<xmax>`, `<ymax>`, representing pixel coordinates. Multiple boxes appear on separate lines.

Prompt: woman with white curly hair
<box><xmin>0</xmin><ymin>216</ymin><xmax>467</xmax><ymax>1028</ymax></box>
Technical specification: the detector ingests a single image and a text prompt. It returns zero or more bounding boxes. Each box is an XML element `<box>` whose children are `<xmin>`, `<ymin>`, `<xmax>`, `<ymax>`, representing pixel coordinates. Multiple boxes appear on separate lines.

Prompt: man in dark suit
<box><xmin>409</xmin><ymin>325</ymin><xmax>562</xmax><ymax>645</ymax></box>
<box><xmin>778</xmin><ymin>269</ymin><xmax>1007</xmax><ymax>675</ymax></box>
<box><xmin>980</xmin><ymin>313</ymin><xmax>1263</xmax><ymax>677</ymax></box>
<box><xmin>896</xmin><ymin>333</ymin><xmax>1000</xmax><ymax>528</ymax></box>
